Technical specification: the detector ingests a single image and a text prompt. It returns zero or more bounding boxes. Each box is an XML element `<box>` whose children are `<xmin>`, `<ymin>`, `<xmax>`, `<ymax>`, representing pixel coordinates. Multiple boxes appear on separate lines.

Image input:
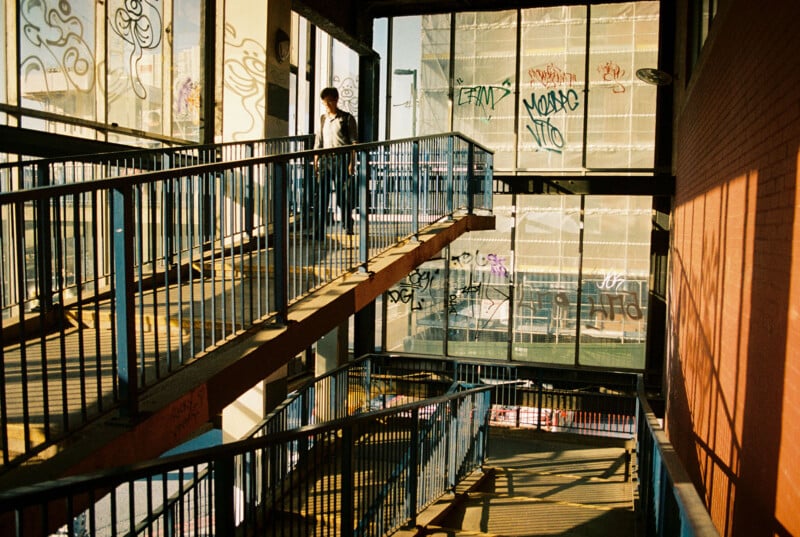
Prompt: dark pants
<box><xmin>316</xmin><ymin>156</ymin><xmax>355</xmax><ymax>237</ymax></box>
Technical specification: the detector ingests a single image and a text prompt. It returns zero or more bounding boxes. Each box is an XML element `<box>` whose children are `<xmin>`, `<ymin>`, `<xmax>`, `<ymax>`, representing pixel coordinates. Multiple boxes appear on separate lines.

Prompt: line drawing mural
<box><xmin>20</xmin><ymin>0</ymin><xmax>96</xmax><ymax>95</ymax></box>
<box><xmin>223</xmin><ymin>23</ymin><xmax>267</xmax><ymax>140</ymax></box>
<box><xmin>109</xmin><ymin>0</ymin><xmax>163</xmax><ymax>99</ymax></box>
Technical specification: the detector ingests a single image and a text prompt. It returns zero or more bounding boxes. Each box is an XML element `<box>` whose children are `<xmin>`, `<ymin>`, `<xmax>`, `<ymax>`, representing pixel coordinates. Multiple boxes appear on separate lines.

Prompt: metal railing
<box><xmin>0</xmin><ymin>136</ymin><xmax>315</xmax><ymax>190</ymax></box>
<box><xmin>0</xmin><ymin>135</ymin><xmax>314</xmax><ymax>318</ymax></box>
<box><xmin>453</xmin><ymin>360</ymin><xmax>639</xmax><ymax>438</ymax></box>
<box><xmin>636</xmin><ymin>377</ymin><xmax>720</xmax><ymax>537</ymax></box>
<box><xmin>0</xmin><ymin>134</ymin><xmax>493</xmax><ymax>470</ymax></box>
<box><xmin>0</xmin><ymin>351</ymin><xmax>720</xmax><ymax>536</ymax></box>
<box><xmin>260</xmin><ymin>355</ymin><xmax>640</xmax><ymax>444</ymax></box>
<box><xmin>0</xmin><ymin>385</ymin><xmax>492</xmax><ymax>537</ymax></box>
<box><xmin>253</xmin><ymin>354</ymin><xmax>458</xmax><ymax>439</ymax></box>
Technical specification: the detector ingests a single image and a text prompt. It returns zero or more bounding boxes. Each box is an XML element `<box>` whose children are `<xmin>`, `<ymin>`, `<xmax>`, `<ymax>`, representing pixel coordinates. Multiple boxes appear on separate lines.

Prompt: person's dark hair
<box><xmin>320</xmin><ymin>87</ymin><xmax>339</xmax><ymax>100</ymax></box>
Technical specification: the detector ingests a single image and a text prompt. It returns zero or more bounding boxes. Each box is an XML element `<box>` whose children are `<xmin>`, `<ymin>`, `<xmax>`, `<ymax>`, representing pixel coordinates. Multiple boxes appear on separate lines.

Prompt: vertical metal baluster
<box><xmin>174</xmin><ymin>173</ymin><xmax>184</xmax><ymax>366</ymax></box>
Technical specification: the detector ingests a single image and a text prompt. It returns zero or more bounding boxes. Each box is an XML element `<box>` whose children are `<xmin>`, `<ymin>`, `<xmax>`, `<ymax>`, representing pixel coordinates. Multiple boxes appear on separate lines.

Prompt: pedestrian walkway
<box><xmin>398</xmin><ymin>429</ymin><xmax>639</xmax><ymax>537</ymax></box>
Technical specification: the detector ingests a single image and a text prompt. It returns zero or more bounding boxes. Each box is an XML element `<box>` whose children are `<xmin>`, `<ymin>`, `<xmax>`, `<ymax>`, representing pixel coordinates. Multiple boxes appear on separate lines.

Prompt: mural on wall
<box><xmin>523</xmin><ymin>63</ymin><xmax>580</xmax><ymax>154</ymax></box>
<box><xmin>109</xmin><ymin>0</ymin><xmax>163</xmax><ymax>99</ymax></box>
<box><xmin>334</xmin><ymin>75</ymin><xmax>359</xmax><ymax>116</ymax></box>
<box><xmin>223</xmin><ymin>23</ymin><xmax>267</xmax><ymax>140</ymax></box>
<box><xmin>19</xmin><ymin>0</ymin><xmax>96</xmax><ymax>95</ymax></box>
<box><xmin>174</xmin><ymin>77</ymin><xmax>201</xmax><ymax>127</ymax></box>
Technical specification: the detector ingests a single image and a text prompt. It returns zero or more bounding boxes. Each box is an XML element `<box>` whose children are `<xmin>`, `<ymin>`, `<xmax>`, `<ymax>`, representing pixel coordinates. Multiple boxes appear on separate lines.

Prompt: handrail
<box><xmin>0</xmin><ymin>135</ymin><xmax>315</xmax><ymax>177</ymax></box>
<box><xmin>0</xmin><ymin>133</ymin><xmax>493</xmax><ymax>470</ymax></box>
<box><xmin>0</xmin><ymin>385</ymin><xmax>492</xmax><ymax>537</ymax></box>
<box><xmin>251</xmin><ymin>354</ymin><xmax>456</xmax><ymax>439</ymax></box>
<box><xmin>636</xmin><ymin>376</ymin><xmax>720</xmax><ymax>537</ymax></box>
<box><xmin>0</xmin><ymin>352</ymin><xmax>720</xmax><ymax>536</ymax></box>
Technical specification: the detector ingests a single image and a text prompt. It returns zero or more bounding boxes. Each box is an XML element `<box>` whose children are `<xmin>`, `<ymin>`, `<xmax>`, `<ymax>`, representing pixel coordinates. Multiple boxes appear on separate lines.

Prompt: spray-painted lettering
<box><xmin>456</xmin><ymin>78</ymin><xmax>513</xmax><ymax>122</ymax></box>
<box><xmin>528</xmin><ymin>63</ymin><xmax>577</xmax><ymax>89</ymax></box>
<box><xmin>524</xmin><ymin>89</ymin><xmax>580</xmax><ymax>117</ymax></box>
<box><xmin>597</xmin><ymin>60</ymin><xmax>626</xmax><ymax>94</ymax></box>
<box><xmin>586</xmin><ymin>291</ymin><xmax>643</xmax><ymax>321</ymax></box>
<box><xmin>386</xmin><ymin>268</ymin><xmax>439</xmax><ymax>311</ymax></box>
<box><xmin>596</xmin><ymin>271</ymin><xmax>626</xmax><ymax>291</ymax></box>
<box><xmin>522</xmin><ymin>89</ymin><xmax>580</xmax><ymax>154</ymax></box>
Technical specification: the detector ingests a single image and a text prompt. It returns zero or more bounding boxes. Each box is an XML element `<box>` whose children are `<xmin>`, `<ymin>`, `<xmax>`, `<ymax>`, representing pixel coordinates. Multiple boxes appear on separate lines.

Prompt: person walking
<box><xmin>313</xmin><ymin>87</ymin><xmax>358</xmax><ymax>238</ymax></box>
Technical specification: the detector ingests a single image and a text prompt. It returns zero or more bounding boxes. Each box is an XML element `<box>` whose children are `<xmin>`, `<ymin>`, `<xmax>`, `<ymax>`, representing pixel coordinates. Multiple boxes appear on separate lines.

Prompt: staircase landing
<box><xmin>399</xmin><ymin>430</ymin><xmax>639</xmax><ymax>537</ymax></box>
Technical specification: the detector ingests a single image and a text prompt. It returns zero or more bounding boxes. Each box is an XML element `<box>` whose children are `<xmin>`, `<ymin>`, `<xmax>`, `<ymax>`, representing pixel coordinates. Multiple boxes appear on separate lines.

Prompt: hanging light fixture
<box><xmin>275</xmin><ymin>29</ymin><xmax>290</xmax><ymax>63</ymax></box>
<box><xmin>635</xmin><ymin>68</ymin><xmax>673</xmax><ymax>86</ymax></box>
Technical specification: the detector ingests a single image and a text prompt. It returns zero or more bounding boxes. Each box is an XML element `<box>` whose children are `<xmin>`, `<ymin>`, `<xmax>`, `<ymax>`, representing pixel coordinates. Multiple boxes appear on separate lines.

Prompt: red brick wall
<box><xmin>669</xmin><ymin>0</ymin><xmax>800</xmax><ymax>535</ymax></box>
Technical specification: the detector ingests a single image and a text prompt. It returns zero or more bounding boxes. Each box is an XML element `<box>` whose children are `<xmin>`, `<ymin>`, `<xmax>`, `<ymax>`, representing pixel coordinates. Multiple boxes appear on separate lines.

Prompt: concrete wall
<box><xmin>668</xmin><ymin>0</ymin><xmax>800</xmax><ymax>535</ymax></box>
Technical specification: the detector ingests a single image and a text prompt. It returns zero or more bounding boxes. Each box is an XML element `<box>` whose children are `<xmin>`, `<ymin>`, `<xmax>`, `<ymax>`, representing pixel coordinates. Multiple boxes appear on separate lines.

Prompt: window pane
<box><xmin>385</xmin><ymin>256</ymin><xmax>447</xmax><ymax>356</ymax></box>
<box><xmin>172</xmin><ymin>0</ymin><xmax>203</xmax><ymax>142</ymax></box>
<box><xmin>578</xmin><ymin>196</ymin><xmax>650</xmax><ymax>368</ymax></box>
<box><xmin>390</xmin><ymin>17</ymin><xmax>421</xmax><ymax>138</ymax></box>
<box><xmin>293</xmin><ymin>14</ymin><xmax>311</xmax><ymax>135</ymax></box>
<box><xmin>448</xmin><ymin>195</ymin><xmax>513</xmax><ymax>360</ymax></box>
<box><xmin>107</xmin><ymin>0</ymin><xmax>165</xmax><ymax>134</ymax></box>
<box><xmin>512</xmin><ymin>196</ymin><xmax>581</xmax><ymax>364</ymax></box>
<box><xmin>20</xmin><ymin>0</ymin><xmax>97</xmax><ymax>123</ymax></box>
<box><xmin>453</xmin><ymin>11</ymin><xmax>517</xmax><ymax>170</ymax></box>
<box><xmin>585</xmin><ymin>2</ymin><xmax>659</xmax><ymax>169</ymax></box>
<box><xmin>373</xmin><ymin>17</ymin><xmax>389</xmax><ymax>139</ymax></box>
<box><xmin>518</xmin><ymin>5</ymin><xmax>587</xmax><ymax>170</ymax></box>
<box><xmin>419</xmin><ymin>14</ymin><xmax>450</xmax><ymax>136</ymax></box>
<box><xmin>331</xmin><ymin>39</ymin><xmax>359</xmax><ymax>117</ymax></box>
<box><xmin>221</xmin><ymin>0</ymin><xmax>267</xmax><ymax>141</ymax></box>
<box><xmin>1</xmin><ymin>1</ymin><xmax>7</xmax><ymax>111</ymax></box>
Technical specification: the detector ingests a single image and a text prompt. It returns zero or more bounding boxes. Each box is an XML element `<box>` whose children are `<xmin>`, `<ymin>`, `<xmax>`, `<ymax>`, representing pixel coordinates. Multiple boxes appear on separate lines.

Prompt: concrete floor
<box><xmin>396</xmin><ymin>428</ymin><xmax>639</xmax><ymax>537</ymax></box>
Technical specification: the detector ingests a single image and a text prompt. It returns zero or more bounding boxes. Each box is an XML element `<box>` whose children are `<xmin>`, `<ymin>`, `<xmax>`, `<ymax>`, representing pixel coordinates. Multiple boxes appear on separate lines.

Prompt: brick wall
<box><xmin>669</xmin><ymin>0</ymin><xmax>800</xmax><ymax>535</ymax></box>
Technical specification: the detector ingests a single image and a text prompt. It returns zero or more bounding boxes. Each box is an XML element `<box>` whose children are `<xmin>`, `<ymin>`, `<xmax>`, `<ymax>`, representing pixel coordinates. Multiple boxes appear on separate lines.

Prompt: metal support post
<box><xmin>273</xmin><ymin>161</ymin><xmax>289</xmax><ymax>324</ymax></box>
<box><xmin>113</xmin><ymin>187</ymin><xmax>138</xmax><ymax>418</ymax></box>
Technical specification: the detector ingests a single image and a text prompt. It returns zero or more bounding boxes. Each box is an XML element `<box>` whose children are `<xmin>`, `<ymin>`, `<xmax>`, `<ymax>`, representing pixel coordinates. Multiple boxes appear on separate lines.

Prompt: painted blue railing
<box><xmin>0</xmin><ymin>382</ymin><xmax>492</xmax><ymax>537</ymax></box>
<box><xmin>637</xmin><ymin>377</ymin><xmax>720</xmax><ymax>537</ymax></box>
<box><xmin>0</xmin><ymin>353</ymin><xmax>718</xmax><ymax>536</ymax></box>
